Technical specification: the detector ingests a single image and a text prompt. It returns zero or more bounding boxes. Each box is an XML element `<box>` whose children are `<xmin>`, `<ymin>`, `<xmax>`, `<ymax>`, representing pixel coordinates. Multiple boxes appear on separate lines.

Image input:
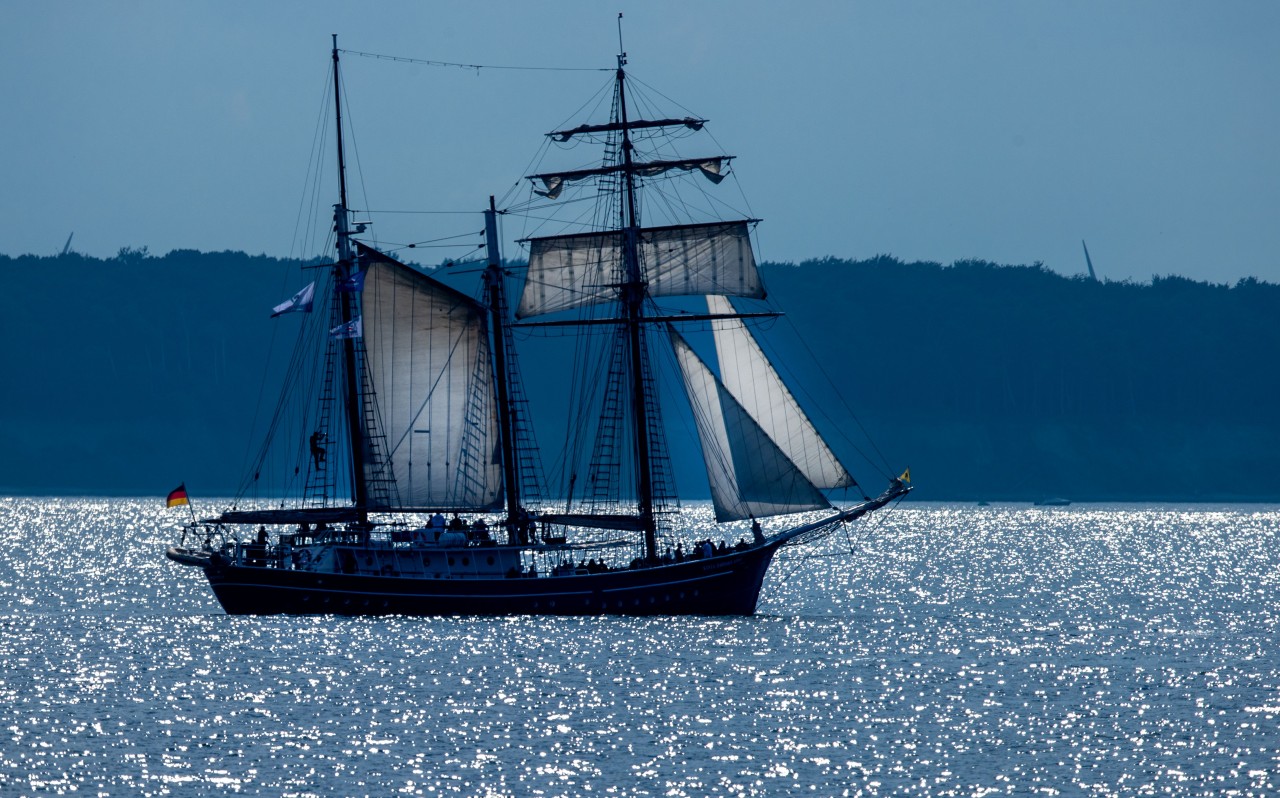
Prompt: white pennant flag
<box><xmin>271</xmin><ymin>281</ymin><xmax>316</xmax><ymax>317</ymax></box>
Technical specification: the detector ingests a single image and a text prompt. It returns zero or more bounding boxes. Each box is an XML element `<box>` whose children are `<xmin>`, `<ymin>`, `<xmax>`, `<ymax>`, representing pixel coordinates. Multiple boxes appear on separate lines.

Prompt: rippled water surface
<box><xmin>3</xmin><ymin>498</ymin><xmax>1280</xmax><ymax>796</ymax></box>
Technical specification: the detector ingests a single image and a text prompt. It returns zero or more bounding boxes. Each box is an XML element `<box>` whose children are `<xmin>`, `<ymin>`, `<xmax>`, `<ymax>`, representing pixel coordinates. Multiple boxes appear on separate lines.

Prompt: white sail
<box><xmin>517</xmin><ymin>221</ymin><xmax>764</xmax><ymax>318</ymax></box>
<box><xmin>707</xmin><ymin>295</ymin><xmax>855</xmax><ymax>490</ymax></box>
<box><xmin>360</xmin><ymin>247</ymin><xmax>502</xmax><ymax>510</ymax></box>
<box><xmin>670</xmin><ymin>329</ymin><xmax>830</xmax><ymax>522</ymax></box>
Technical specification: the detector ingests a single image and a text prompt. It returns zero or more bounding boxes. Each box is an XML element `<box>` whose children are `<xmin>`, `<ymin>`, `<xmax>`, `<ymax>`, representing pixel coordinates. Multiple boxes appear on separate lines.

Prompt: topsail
<box><xmin>517</xmin><ymin>221</ymin><xmax>764</xmax><ymax>318</ymax></box>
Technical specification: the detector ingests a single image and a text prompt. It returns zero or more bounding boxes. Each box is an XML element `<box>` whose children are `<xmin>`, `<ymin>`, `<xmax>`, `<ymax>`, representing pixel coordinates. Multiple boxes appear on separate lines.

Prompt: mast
<box><xmin>519</xmin><ymin>34</ymin><xmax>765</xmax><ymax>558</ymax></box>
<box><xmin>615</xmin><ymin>50</ymin><xmax>659</xmax><ymax>562</ymax></box>
<box><xmin>484</xmin><ymin>197</ymin><xmax>523</xmax><ymax>543</ymax></box>
<box><xmin>331</xmin><ymin>35</ymin><xmax>369</xmax><ymax>515</ymax></box>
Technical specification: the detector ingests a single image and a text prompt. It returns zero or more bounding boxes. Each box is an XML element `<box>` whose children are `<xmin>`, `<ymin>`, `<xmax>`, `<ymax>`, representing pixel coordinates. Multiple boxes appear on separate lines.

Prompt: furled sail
<box><xmin>548</xmin><ymin>117</ymin><xmax>707</xmax><ymax>143</ymax></box>
<box><xmin>357</xmin><ymin>244</ymin><xmax>502</xmax><ymax>510</ymax></box>
<box><xmin>528</xmin><ymin>156</ymin><xmax>731</xmax><ymax>200</ymax></box>
<box><xmin>518</xmin><ymin>221</ymin><xmax>764</xmax><ymax>318</ymax></box>
<box><xmin>670</xmin><ymin>328</ymin><xmax>830</xmax><ymax>522</ymax></box>
<box><xmin>707</xmin><ymin>295</ymin><xmax>855</xmax><ymax>490</ymax></box>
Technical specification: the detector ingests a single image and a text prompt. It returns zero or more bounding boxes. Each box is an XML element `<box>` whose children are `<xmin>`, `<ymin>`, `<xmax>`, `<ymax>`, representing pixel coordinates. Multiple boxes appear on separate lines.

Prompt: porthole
<box><xmin>462</xmin><ymin>558</ymin><xmax>469</xmax><ymax>566</ymax></box>
<box><xmin>549</xmin><ymin>600</ymin><xmax>555</xmax><ymax>608</ymax></box>
<box><xmin>487</xmin><ymin>556</ymin><xmax>495</xmax><ymax>566</ymax></box>
<box><xmin>448</xmin><ymin>557</ymin><xmax>455</xmax><ymax>566</ymax></box>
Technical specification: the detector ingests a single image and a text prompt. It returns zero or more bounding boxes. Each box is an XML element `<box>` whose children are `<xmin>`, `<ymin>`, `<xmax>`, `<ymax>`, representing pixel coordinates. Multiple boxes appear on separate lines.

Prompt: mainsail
<box><xmin>517</xmin><ymin>221</ymin><xmax>764</xmax><ymax>318</ymax></box>
<box><xmin>706</xmin><ymin>295</ymin><xmax>855</xmax><ymax>490</ymax></box>
<box><xmin>670</xmin><ymin>328</ymin><xmax>830</xmax><ymax>522</ymax></box>
<box><xmin>357</xmin><ymin>244</ymin><xmax>502</xmax><ymax>510</ymax></box>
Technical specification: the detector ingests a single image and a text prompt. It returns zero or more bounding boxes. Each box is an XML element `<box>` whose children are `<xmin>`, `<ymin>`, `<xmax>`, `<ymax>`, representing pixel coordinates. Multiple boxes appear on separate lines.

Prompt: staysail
<box><xmin>706</xmin><ymin>295</ymin><xmax>855</xmax><ymax>490</ymax></box>
<box><xmin>357</xmin><ymin>244</ymin><xmax>502</xmax><ymax>510</ymax></box>
<box><xmin>517</xmin><ymin>221</ymin><xmax>764</xmax><ymax>318</ymax></box>
<box><xmin>670</xmin><ymin>328</ymin><xmax>830</xmax><ymax>522</ymax></box>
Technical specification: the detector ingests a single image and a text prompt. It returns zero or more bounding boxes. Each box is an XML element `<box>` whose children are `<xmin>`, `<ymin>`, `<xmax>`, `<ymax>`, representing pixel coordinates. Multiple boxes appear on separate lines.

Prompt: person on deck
<box><xmin>428</xmin><ymin>513</ymin><xmax>446</xmax><ymax>540</ymax></box>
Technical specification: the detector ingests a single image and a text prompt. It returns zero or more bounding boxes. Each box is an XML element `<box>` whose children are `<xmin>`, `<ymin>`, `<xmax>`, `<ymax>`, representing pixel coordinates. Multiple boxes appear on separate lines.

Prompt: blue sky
<box><xmin>2</xmin><ymin>1</ymin><xmax>1277</xmax><ymax>283</ymax></box>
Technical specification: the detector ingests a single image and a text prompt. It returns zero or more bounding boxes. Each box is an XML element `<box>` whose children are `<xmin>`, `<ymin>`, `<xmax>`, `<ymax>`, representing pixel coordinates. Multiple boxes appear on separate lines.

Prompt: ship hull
<box><xmin>193</xmin><ymin>543</ymin><xmax>783</xmax><ymax>617</ymax></box>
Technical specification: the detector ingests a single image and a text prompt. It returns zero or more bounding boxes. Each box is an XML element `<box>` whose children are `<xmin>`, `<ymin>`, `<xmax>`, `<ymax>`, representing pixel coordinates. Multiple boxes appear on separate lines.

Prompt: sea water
<box><xmin>1</xmin><ymin>498</ymin><xmax>1279</xmax><ymax>797</ymax></box>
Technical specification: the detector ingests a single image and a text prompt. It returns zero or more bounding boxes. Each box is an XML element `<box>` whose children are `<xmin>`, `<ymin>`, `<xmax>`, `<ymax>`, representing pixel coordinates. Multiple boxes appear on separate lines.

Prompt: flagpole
<box><xmin>179</xmin><ymin>481</ymin><xmax>197</xmax><ymax>523</ymax></box>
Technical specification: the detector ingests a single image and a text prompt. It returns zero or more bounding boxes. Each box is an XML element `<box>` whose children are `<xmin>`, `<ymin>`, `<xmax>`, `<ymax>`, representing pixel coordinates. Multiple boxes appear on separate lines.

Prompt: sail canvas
<box><xmin>671</xmin><ymin>329</ymin><xmax>830</xmax><ymax>522</ymax></box>
<box><xmin>707</xmin><ymin>295</ymin><xmax>854</xmax><ymax>490</ymax></box>
<box><xmin>358</xmin><ymin>245</ymin><xmax>502</xmax><ymax>510</ymax></box>
<box><xmin>519</xmin><ymin>221</ymin><xmax>764</xmax><ymax>318</ymax></box>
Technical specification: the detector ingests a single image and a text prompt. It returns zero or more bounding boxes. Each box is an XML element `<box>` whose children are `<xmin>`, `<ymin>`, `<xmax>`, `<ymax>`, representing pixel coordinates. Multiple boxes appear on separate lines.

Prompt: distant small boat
<box><xmin>1034</xmin><ymin>497</ymin><xmax>1072</xmax><ymax>507</ymax></box>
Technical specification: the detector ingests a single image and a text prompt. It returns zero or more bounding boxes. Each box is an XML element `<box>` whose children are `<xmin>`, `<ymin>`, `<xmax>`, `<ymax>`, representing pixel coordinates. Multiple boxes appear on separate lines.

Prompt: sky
<box><xmin>2</xmin><ymin>1</ymin><xmax>1277</xmax><ymax>284</ymax></box>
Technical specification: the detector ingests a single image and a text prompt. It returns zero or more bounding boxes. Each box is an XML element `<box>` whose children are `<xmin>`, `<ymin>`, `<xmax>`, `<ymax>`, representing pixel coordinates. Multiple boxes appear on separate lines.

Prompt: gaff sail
<box><xmin>357</xmin><ymin>243</ymin><xmax>503</xmax><ymax>510</ymax></box>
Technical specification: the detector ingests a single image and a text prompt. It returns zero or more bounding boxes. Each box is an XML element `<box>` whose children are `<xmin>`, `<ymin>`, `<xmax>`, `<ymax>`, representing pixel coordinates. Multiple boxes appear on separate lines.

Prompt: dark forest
<box><xmin>3</xmin><ymin>249</ymin><xmax>1276</xmax><ymax>501</ymax></box>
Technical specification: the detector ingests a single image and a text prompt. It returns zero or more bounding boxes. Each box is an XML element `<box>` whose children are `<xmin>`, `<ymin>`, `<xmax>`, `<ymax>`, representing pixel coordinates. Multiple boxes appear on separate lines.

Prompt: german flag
<box><xmin>166</xmin><ymin>484</ymin><xmax>189</xmax><ymax>508</ymax></box>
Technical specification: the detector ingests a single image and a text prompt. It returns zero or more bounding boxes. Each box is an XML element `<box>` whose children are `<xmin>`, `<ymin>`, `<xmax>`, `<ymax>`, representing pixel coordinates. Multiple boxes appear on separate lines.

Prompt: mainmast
<box><xmin>615</xmin><ymin>52</ymin><xmax>659</xmax><ymax>563</ymax></box>
<box><xmin>331</xmin><ymin>35</ymin><xmax>369</xmax><ymax>516</ymax></box>
<box><xmin>484</xmin><ymin>197</ymin><xmax>523</xmax><ymax>544</ymax></box>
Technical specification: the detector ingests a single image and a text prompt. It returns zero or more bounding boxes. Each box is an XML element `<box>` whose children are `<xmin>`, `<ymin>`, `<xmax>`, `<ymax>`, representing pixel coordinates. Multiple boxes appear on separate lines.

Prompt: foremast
<box><xmin>521</xmin><ymin>53</ymin><xmax>759</xmax><ymax>563</ymax></box>
<box><xmin>614</xmin><ymin>52</ymin><xmax>660</xmax><ymax>563</ymax></box>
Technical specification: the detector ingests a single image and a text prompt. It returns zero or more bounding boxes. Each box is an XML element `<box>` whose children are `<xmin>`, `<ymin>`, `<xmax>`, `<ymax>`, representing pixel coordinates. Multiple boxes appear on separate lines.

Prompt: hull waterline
<box><xmin>176</xmin><ymin>542</ymin><xmax>783</xmax><ymax>617</ymax></box>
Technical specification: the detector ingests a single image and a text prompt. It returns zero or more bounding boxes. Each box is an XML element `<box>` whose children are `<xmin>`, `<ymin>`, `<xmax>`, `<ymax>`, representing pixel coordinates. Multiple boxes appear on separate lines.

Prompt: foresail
<box><xmin>670</xmin><ymin>328</ymin><xmax>830</xmax><ymax>523</ymax></box>
<box><xmin>517</xmin><ymin>221</ymin><xmax>764</xmax><ymax>318</ymax></box>
<box><xmin>707</xmin><ymin>295</ymin><xmax>855</xmax><ymax>490</ymax></box>
<box><xmin>358</xmin><ymin>244</ymin><xmax>502</xmax><ymax>510</ymax></box>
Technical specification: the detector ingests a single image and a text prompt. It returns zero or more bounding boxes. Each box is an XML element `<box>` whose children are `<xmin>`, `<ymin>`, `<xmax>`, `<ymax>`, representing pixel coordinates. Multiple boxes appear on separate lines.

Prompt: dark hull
<box><xmin>199</xmin><ymin>542</ymin><xmax>783</xmax><ymax>616</ymax></box>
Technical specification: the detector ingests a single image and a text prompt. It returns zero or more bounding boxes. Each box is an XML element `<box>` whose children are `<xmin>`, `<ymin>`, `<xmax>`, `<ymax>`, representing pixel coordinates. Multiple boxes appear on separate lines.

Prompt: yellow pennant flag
<box><xmin>898</xmin><ymin>468</ymin><xmax>911</xmax><ymax>484</ymax></box>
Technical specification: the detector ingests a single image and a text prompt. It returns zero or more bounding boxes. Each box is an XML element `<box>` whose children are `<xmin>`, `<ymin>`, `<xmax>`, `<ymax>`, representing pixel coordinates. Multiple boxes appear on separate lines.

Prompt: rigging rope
<box><xmin>759</xmin><ymin>493</ymin><xmax>910</xmax><ymax>604</ymax></box>
<box><xmin>340</xmin><ymin>49</ymin><xmax>611</xmax><ymax>73</ymax></box>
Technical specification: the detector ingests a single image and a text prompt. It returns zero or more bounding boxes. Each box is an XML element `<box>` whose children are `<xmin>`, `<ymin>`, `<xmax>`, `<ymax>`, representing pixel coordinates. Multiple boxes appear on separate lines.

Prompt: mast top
<box><xmin>616</xmin><ymin>13</ymin><xmax>626</xmax><ymax>69</ymax></box>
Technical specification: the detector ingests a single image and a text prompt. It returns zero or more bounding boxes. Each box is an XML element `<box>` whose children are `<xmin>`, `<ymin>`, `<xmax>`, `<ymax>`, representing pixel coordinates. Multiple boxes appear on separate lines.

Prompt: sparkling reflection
<box><xmin>0</xmin><ymin>498</ymin><xmax>1278</xmax><ymax>795</ymax></box>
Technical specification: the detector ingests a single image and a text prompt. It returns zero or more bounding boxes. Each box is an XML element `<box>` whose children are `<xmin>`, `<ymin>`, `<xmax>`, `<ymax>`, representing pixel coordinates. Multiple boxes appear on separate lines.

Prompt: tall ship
<box><xmin>165</xmin><ymin>38</ymin><xmax>911</xmax><ymax>616</ymax></box>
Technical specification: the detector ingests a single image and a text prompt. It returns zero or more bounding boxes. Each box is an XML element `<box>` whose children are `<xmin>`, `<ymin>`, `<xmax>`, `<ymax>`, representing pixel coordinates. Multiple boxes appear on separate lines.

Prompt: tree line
<box><xmin>1</xmin><ymin>249</ymin><xmax>1275</xmax><ymax>500</ymax></box>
